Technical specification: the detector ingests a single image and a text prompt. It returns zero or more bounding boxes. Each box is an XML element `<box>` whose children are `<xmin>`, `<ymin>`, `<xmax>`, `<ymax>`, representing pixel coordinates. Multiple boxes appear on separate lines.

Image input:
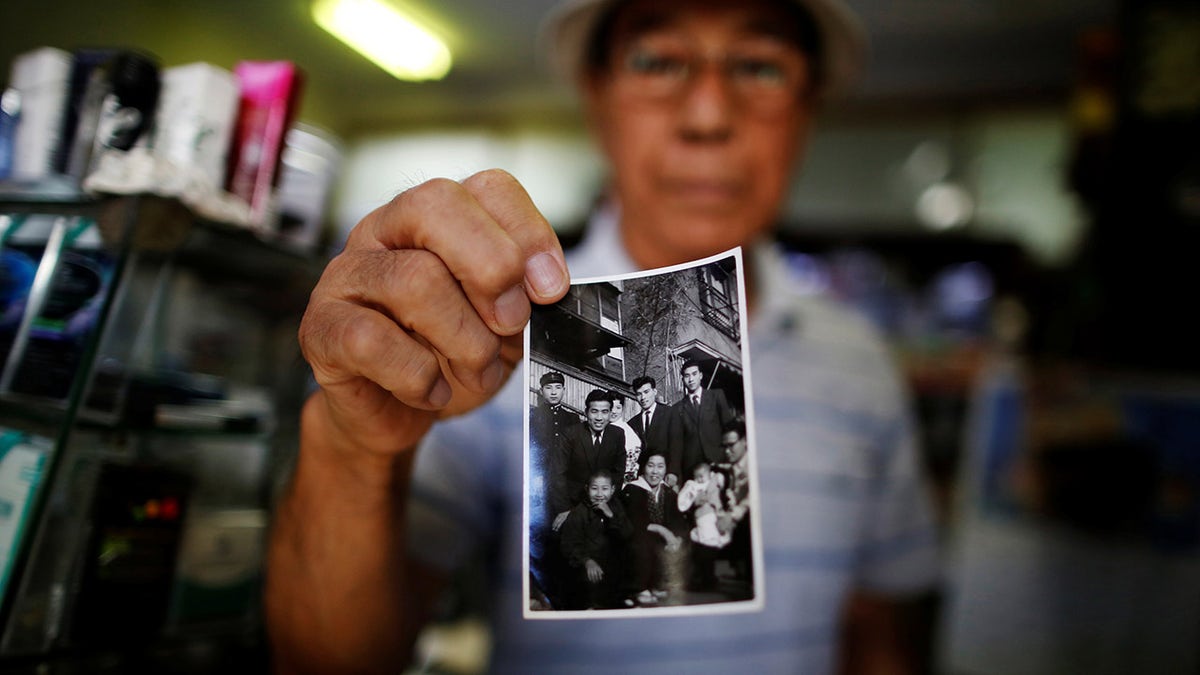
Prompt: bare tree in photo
<box><xmin>622</xmin><ymin>274</ymin><xmax>695</xmax><ymax>390</ymax></box>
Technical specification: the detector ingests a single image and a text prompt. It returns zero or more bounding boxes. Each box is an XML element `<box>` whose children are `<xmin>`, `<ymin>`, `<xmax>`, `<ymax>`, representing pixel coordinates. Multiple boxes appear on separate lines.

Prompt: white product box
<box><xmin>8</xmin><ymin>47</ymin><xmax>72</xmax><ymax>181</ymax></box>
<box><xmin>151</xmin><ymin>62</ymin><xmax>239</xmax><ymax>191</ymax></box>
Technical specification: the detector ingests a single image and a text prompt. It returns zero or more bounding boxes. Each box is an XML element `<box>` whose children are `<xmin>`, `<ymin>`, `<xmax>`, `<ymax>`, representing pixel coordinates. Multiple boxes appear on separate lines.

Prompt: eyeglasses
<box><xmin>611</xmin><ymin>36</ymin><xmax>812</xmax><ymax>114</ymax></box>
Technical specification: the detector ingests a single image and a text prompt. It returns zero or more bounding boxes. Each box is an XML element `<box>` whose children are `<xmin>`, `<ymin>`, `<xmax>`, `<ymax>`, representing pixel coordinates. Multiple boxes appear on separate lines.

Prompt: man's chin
<box><xmin>659</xmin><ymin>215</ymin><xmax>753</xmax><ymax>258</ymax></box>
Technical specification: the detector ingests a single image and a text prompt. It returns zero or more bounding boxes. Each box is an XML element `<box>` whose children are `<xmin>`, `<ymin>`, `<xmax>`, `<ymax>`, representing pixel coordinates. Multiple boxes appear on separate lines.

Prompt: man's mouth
<box><xmin>660</xmin><ymin>176</ymin><xmax>742</xmax><ymax>204</ymax></box>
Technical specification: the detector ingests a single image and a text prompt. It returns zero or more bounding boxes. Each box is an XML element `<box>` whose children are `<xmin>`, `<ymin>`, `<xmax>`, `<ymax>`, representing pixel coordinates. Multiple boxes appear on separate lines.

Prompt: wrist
<box><xmin>300</xmin><ymin>392</ymin><xmax>417</xmax><ymax>500</ymax></box>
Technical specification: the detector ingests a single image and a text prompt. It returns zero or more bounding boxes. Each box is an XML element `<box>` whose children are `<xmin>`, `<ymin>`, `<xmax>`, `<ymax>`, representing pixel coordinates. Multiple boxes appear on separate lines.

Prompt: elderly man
<box><xmin>266</xmin><ymin>0</ymin><xmax>939</xmax><ymax>672</ymax></box>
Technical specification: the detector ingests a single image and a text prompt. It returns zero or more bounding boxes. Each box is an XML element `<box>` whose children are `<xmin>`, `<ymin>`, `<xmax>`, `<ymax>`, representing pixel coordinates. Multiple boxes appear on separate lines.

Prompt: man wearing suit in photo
<box><xmin>561</xmin><ymin>388</ymin><xmax>628</xmax><ymax>513</ymax></box>
<box><xmin>673</xmin><ymin>359</ymin><xmax>736</xmax><ymax>477</ymax></box>
<box><xmin>629</xmin><ymin>375</ymin><xmax>677</xmax><ymax>486</ymax></box>
<box><xmin>715</xmin><ymin>418</ymin><xmax>752</xmax><ymax>583</ymax></box>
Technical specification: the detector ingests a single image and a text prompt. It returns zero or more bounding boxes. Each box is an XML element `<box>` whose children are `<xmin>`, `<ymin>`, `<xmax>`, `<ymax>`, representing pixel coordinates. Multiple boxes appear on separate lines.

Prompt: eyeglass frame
<box><xmin>606</xmin><ymin>33</ymin><xmax>816</xmax><ymax>114</ymax></box>
<box><xmin>579</xmin><ymin>1</ymin><xmax>826</xmax><ymax>115</ymax></box>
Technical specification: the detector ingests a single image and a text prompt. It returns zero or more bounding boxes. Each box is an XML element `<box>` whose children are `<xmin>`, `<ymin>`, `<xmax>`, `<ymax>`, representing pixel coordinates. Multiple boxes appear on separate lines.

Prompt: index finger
<box><xmin>356</xmin><ymin>170</ymin><xmax>570</xmax><ymax>337</ymax></box>
<box><xmin>459</xmin><ymin>169</ymin><xmax>571</xmax><ymax>304</ymax></box>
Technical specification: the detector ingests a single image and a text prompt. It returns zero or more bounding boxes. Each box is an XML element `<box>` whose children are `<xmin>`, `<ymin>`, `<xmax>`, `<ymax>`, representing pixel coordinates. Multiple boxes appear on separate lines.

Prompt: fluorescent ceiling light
<box><xmin>312</xmin><ymin>0</ymin><xmax>452</xmax><ymax>81</ymax></box>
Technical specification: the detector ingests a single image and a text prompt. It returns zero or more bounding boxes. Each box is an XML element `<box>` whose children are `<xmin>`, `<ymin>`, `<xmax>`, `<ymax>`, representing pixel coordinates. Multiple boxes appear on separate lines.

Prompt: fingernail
<box><xmin>480</xmin><ymin>359</ymin><xmax>506</xmax><ymax>392</ymax></box>
<box><xmin>494</xmin><ymin>284</ymin><xmax>529</xmax><ymax>333</ymax></box>
<box><xmin>428</xmin><ymin>378</ymin><xmax>452</xmax><ymax>408</ymax></box>
<box><xmin>526</xmin><ymin>252</ymin><xmax>566</xmax><ymax>299</ymax></box>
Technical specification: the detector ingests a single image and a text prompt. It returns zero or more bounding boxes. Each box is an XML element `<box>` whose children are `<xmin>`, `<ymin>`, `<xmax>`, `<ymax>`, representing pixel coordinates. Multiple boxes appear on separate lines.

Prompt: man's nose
<box><xmin>677</xmin><ymin>61</ymin><xmax>735</xmax><ymax>142</ymax></box>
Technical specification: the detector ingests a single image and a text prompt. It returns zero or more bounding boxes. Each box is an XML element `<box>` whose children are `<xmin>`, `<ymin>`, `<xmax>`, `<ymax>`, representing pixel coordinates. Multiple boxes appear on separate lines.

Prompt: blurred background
<box><xmin>0</xmin><ymin>0</ymin><xmax>1197</xmax><ymax>673</ymax></box>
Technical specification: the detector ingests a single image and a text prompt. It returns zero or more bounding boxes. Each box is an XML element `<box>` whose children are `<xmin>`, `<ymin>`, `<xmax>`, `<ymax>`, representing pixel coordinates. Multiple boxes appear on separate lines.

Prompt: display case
<box><xmin>0</xmin><ymin>180</ymin><xmax>319</xmax><ymax>671</ymax></box>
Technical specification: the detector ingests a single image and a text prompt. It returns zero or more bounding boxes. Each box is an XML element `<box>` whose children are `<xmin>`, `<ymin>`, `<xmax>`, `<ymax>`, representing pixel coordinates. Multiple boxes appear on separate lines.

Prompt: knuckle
<box><xmin>390</xmin><ymin>250</ymin><xmax>452</xmax><ymax>304</ymax></box>
<box><xmin>319</xmin><ymin>249</ymin><xmax>355</xmax><ymax>283</ymax></box>
<box><xmin>337</xmin><ymin>312</ymin><xmax>388</xmax><ymax>368</ymax></box>
<box><xmin>398</xmin><ymin>177</ymin><xmax>462</xmax><ymax>214</ymax></box>
<box><xmin>454</xmin><ymin>319</ymin><xmax>501</xmax><ymax>369</ymax></box>
<box><xmin>344</xmin><ymin>205</ymin><xmax>390</xmax><ymax>249</ymax></box>
<box><xmin>384</xmin><ymin>347</ymin><xmax>441</xmax><ymax>402</ymax></box>
<box><xmin>462</xmin><ymin>168</ymin><xmax>518</xmax><ymax>192</ymax></box>
<box><xmin>327</xmin><ymin>307</ymin><xmax>443</xmax><ymax>402</ymax></box>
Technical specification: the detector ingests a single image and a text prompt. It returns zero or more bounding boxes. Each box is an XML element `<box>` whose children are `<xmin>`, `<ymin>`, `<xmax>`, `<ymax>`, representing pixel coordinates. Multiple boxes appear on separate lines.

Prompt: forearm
<box><xmin>265</xmin><ymin>393</ymin><xmax>440</xmax><ymax>674</ymax></box>
<box><xmin>837</xmin><ymin>591</ymin><xmax>924</xmax><ymax>675</ymax></box>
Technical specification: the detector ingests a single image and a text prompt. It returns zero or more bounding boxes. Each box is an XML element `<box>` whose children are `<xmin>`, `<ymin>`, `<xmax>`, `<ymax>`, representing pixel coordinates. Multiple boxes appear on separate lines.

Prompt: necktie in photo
<box><xmin>643</xmin><ymin>410</ymin><xmax>650</xmax><ymax>430</ymax></box>
<box><xmin>594</xmin><ymin>432</ymin><xmax>602</xmax><ymax>446</ymax></box>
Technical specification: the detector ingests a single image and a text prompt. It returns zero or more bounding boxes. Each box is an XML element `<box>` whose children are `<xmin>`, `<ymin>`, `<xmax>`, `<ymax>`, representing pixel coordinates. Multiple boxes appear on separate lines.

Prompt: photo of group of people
<box><xmin>524</xmin><ymin>251</ymin><xmax>761</xmax><ymax>617</ymax></box>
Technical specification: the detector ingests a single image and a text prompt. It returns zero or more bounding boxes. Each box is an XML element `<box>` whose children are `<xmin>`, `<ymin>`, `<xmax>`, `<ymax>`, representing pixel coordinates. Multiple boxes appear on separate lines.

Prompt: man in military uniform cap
<box><xmin>528</xmin><ymin>370</ymin><xmax>578</xmax><ymax>606</ymax></box>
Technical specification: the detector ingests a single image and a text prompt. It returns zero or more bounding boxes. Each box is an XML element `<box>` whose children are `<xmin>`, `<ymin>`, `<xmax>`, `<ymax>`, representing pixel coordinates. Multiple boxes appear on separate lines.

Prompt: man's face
<box><xmin>682</xmin><ymin>365</ymin><xmax>702</xmax><ymax>393</ymax></box>
<box><xmin>635</xmin><ymin>382</ymin><xmax>657</xmax><ymax>410</ymax></box>
<box><xmin>643</xmin><ymin>454</ymin><xmax>667</xmax><ymax>487</ymax></box>
<box><xmin>584</xmin><ymin>0</ymin><xmax>817</xmax><ymax>269</ymax></box>
<box><xmin>722</xmin><ymin>430</ymin><xmax>747</xmax><ymax>462</ymax></box>
<box><xmin>587</xmin><ymin>401</ymin><xmax>613</xmax><ymax>432</ymax></box>
<box><xmin>541</xmin><ymin>382</ymin><xmax>564</xmax><ymax>406</ymax></box>
<box><xmin>588</xmin><ymin>476</ymin><xmax>615</xmax><ymax>506</ymax></box>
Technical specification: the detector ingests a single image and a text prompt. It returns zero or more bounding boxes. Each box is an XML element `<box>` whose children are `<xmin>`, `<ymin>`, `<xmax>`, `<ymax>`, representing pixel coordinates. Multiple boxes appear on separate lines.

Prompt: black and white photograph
<box><xmin>523</xmin><ymin>248</ymin><xmax>762</xmax><ymax>618</ymax></box>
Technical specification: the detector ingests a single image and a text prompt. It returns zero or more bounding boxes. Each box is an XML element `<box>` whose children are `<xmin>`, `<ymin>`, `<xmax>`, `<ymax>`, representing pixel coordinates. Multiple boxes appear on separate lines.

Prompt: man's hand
<box><xmin>647</xmin><ymin>523</ymin><xmax>681</xmax><ymax>551</ymax></box>
<box><xmin>552</xmin><ymin>510</ymin><xmax>571</xmax><ymax>532</ymax></box>
<box><xmin>299</xmin><ymin>169</ymin><xmax>571</xmax><ymax>464</ymax></box>
<box><xmin>585</xmin><ymin>559</ymin><xmax>604</xmax><ymax>583</ymax></box>
<box><xmin>267</xmin><ymin>170</ymin><xmax>570</xmax><ymax>673</ymax></box>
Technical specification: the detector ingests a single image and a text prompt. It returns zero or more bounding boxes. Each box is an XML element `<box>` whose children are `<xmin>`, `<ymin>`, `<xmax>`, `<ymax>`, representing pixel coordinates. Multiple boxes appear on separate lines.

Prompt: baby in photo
<box><xmin>677</xmin><ymin>462</ymin><xmax>730</xmax><ymax>549</ymax></box>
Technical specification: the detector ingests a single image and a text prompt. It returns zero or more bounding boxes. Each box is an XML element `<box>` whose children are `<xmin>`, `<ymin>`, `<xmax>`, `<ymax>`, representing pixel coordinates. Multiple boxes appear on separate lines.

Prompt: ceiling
<box><xmin>1</xmin><ymin>0</ymin><xmax>1118</xmax><ymax>140</ymax></box>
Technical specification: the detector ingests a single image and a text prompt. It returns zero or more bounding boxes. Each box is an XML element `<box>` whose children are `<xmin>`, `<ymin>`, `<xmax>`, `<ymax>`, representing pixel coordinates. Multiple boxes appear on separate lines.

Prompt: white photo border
<box><xmin>522</xmin><ymin>246</ymin><xmax>764</xmax><ymax>619</ymax></box>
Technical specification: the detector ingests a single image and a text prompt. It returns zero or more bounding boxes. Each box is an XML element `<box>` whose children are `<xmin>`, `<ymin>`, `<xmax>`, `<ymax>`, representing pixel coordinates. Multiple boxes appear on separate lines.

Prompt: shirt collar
<box><xmin>564</xmin><ymin>199</ymin><xmax>638</xmax><ymax>279</ymax></box>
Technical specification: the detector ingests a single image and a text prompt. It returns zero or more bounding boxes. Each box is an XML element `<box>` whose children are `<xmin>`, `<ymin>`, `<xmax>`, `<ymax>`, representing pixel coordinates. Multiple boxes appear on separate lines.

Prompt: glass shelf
<box><xmin>0</xmin><ymin>187</ymin><xmax>316</xmax><ymax>659</ymax></box>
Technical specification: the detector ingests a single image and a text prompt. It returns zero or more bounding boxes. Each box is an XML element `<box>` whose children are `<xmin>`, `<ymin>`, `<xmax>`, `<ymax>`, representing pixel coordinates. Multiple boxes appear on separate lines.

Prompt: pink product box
<box><xmin>225</xmin><ymin>61</ymin><xmax>304</xmax><ymax>227</ymax></box>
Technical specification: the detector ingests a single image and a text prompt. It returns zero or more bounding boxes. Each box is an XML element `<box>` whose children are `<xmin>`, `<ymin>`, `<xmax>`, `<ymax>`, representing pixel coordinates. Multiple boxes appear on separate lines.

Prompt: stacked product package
<box><xmin>0</xmin><ymin>47</ymin><xmax>337</xmax><ymax>243</ymax></box>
